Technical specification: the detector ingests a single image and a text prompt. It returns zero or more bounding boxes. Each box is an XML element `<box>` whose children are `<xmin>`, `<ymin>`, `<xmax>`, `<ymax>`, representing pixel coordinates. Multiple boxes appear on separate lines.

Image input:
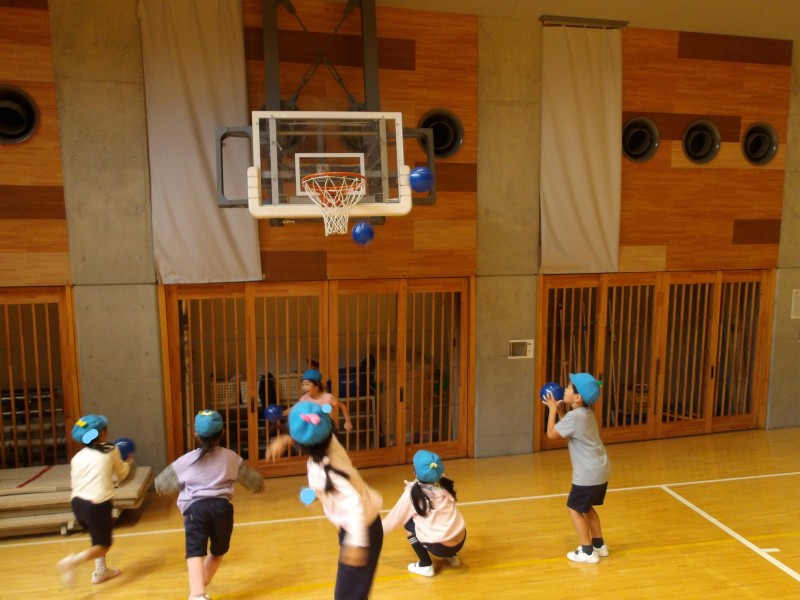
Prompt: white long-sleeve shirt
<box><xmin>70</xmin><ymin>445</ymin><xmax>132</xmax><ymax>504</ymax></box>
<box><xmin>382</xmin><ymin>480</ymin><xmax>465</xmax><ymax>544</ymax></box>
<box><xmin>306</xmin><ymin>436</ymin><xmax>382</xmax><ymax>548</ymax></box>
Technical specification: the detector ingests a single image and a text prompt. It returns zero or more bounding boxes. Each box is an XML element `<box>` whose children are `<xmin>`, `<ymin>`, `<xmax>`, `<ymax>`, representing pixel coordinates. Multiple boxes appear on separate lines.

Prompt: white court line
<box><xmin>2</xmin><ymin>470</ymin><xmax>799</xmax><ymax>550</ymax></box>
<box><xmin>660</xmin><ymin>485</ymin><xmax>800</xmax><ymax>583</ymax></box>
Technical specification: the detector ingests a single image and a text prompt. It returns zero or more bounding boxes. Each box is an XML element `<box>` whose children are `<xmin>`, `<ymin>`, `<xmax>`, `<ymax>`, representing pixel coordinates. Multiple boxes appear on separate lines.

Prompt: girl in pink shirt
<box><xmin>296</xmin><ymin>368</ymin><xmax>353</xmax><ymax>433</ymax></box>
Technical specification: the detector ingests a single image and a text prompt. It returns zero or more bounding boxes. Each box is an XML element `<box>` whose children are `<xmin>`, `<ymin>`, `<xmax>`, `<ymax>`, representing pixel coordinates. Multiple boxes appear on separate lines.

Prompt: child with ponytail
<box><xmin>155</xmin><ymin>409</ymin><xmax>264</xmax><ymax>600</ymax></box>
<box><xmin>382</xmin><ymin>450</ymin><xmax>466</xmax><ymax>577</ymax></box>
<box><xmin>267</xmin><ymin>401</ymin><xmax>383</xmax><ymax>599</ymax></box>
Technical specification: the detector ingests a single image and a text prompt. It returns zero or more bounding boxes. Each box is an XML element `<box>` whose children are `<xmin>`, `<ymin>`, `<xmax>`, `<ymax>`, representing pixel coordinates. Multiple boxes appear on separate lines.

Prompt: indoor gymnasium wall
<box><xmin>619</xmin><ymin>28</ymin><xmax>792</xmax><ymax>272</ymax></box>
<box><xmin>242</xmin><ymin>0</ymin><xmax>478</xmax><ymax>281</ymax></box>
<box><xmin>0</xmin><ymin>0</ymin><xmax>69</xmax><ymax>287</ymax></box>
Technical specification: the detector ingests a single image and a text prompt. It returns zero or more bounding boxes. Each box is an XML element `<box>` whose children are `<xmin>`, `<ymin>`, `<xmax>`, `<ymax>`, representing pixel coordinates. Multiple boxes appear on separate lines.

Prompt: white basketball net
<box><xmin>301</xmin><ymin>172</ymin><xmax>367</xmax><ymax>235</ymax></box>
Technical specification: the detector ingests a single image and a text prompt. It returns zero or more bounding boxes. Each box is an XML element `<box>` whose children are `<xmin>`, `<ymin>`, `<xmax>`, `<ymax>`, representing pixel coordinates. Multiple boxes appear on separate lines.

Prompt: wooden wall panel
<box><xmin>0</xmin><ymin>2</ymin><xmax>70</xmax><ymax>286</ymax></box>
<box><xmin>620</xmin><ymin>28</ymin><xmax>792</xmax><ymax>272</ymax></box>
<box><xmin>243</xmin><ymin>0</ymin><xmax>477</xmax><ymax>281</ymax></box>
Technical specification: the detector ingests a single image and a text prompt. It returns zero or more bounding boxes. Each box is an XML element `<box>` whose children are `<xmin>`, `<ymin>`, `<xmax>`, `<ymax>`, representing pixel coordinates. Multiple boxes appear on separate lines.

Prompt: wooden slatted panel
<box><xmin>337</xmin><ymin>292</ymin><xmax>396</xmax><ymax>452</ymax></box>
<box><xmin>253</xmin><ymin>289</ymin><xmax>323</xmax><ymax>464</ymax></box>
<box><xmin>179</xmin><ymin>296</ymin><xmax>248</xmax><ymax>456</ymax></box>
<box><xmin>0</xmin><ymin>296</ymin><xmax>65</xmax><ymax>469</ymax></box>
<box><xmin>662</xmin><ymin>281</ymin><xmax>712</xmax><ymax>424</ymax></box>
<box><xmin>603</xmin><ymin>282</ymin><xmax>655</xmax><ymax>430</ymax></box>
<box><xmin>539</xmin><ymin>280</ymin><xmax>600</xmax><ymax>449</ymax></box>
<box><xmin>406</xmin><ymin>290</ymin><xmax>459</xmax><ymax>447</ymax></box>
<box><xmin>714</xmin><ymin>279</ymin><xmax>759</xmax><ymax>418</ymax></box>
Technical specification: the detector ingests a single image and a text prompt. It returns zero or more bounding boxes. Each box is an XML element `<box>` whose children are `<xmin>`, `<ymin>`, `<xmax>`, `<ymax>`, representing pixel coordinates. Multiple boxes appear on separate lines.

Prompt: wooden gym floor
<box><xmin>2</xmin><ymin>428</ymin><xmax>800</xmax><ymax>599</ymax></box>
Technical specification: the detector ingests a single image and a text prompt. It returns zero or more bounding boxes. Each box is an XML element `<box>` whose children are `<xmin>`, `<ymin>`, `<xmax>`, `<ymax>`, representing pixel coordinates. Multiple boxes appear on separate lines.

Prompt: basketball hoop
<box><xmin>302</xmin><ymin>172</ymin><xmax>367</xmax><ymax>235</ymax></box>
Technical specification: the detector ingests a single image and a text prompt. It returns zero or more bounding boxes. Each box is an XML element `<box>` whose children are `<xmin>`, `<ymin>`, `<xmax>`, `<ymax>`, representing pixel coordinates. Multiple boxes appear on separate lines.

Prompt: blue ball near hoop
<box><xmin>264</xmin><ymin>404</ymin><xmax>283</xmax><ymax>423</ymax></box>
<box><xmin>114</xmin><ymin>437</ymin><xmax>136</xmax><ymax>460</ymax></box>
<box><xmin>539</xmin><ymin>382</ymin><xmax>565</xmax><ymax>404</ymax></box>
<box><xmin>351</xmin><ymin>220</ymin><xmax>375</xmax><ymax>245</ymax></box>
<box><xmin>409</xmin><ymin>166</ymin><xmax>433</xmax><ymax>193</ymax></box>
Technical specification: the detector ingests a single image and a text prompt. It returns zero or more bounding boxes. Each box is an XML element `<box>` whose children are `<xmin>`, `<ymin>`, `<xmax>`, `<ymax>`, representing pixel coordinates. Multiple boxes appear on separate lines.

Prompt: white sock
<box><xmin>95</xmin><ymin>557</ymin><xmax>107</xmax><ymax>573</ymax></box>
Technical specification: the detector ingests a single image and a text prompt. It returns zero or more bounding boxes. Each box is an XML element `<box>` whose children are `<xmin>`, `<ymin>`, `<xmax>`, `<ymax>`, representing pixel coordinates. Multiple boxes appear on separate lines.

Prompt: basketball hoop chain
<box><xmin>301</xmin><ymin>172</ymin><xmax>367</xmax><ymax>236</ymax></box>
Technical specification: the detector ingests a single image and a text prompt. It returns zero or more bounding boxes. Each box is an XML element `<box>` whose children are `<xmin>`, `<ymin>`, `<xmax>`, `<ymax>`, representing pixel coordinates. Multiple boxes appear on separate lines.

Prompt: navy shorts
<box><xmin>71</xmin><ymin>497</ymin><xmax>114</xmax><ymax>547</ymax></box>
<box><xmin>183</xmin><ymin>497</ymin><xmax>234</xmax><ymax>559</ymax></box>
<box><xmin>567</xmin><ymin>482</ymin><xmax>608</xmax><ymax>513</ymax></box>
<box><xmin>403</xmin><ymin>519</ymin><xmax>466</xmax><ymax>558</ymax></box>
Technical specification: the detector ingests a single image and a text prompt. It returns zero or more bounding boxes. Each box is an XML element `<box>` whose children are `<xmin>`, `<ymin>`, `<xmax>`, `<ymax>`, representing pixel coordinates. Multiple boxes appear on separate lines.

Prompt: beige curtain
<box><xmin>540</xmin><ymin>26</ymin><xmax>621</xmax><ymax>274</ymax></box>
<box><xmin>140</xmin><ymin>0</ymin><xmax>261</xmax><ymax>283</ymax></box>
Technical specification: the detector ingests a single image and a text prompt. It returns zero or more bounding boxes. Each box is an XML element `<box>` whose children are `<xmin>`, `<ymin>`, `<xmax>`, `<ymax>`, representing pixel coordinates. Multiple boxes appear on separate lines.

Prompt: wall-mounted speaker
<box><xmin>0</xmin><ymin>85</ymin><xmax>39</xmax><ymax>144</ymax></box>
<box><xmin>417</xmin><ymin>108</ymin><xmax>464</xmax><ymax>158</ymax></box>
<box><xmin>622</xmin><ymin>117</ymin><xmax>660</xmax><ymax>162</ymax></box>
<box><xmin>682</xmin><ymin>119</ymin><xmax>721</xmax><ymax>164</ymax></box>
<box><xmin>742</xmin><ymin>122</ymin><xmax>778</xmax><ymax>166</ymax></box>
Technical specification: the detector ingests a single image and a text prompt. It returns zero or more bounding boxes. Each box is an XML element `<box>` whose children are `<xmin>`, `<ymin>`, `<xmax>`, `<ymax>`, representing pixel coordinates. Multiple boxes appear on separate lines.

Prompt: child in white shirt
<box><xmin>57</xmin><ymin>414</ymin><xmax>135</xmax><ymax>588</ymax></box>
<box><xmin>268</xmin><ymin>401</ymin><xmax>382</xmax><ymax>599</ymax></box>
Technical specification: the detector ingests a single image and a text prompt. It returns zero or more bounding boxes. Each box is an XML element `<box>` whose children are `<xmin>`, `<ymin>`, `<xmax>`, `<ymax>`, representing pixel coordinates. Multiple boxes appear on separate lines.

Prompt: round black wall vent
<box><xmin>0</xmin><ymin>85</ymin><xmax>39</xmax><ymax>144</ymax></box>
<box><xmin>742</xmin><ymin>122</ymin><xmax>778</xmax><ymax>166</ymax></box>
<box><xmin>682</xmin><ymin>120</ymin><xmax>721</xmax><ymax>164</ymax></box>
<box><xmin>622</xmin><ymin>117</ymin><xmax>660</xmax><ymax>162</ymax></box>
<box><xmin>418</xmin><ymin>109</ymin><xmax>464</xmax><ymax>158</ymax></box>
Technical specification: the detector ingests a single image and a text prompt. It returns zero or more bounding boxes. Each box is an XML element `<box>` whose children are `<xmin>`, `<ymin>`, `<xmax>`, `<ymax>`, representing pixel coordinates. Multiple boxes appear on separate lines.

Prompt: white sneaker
<box><xmin>567</xmin><ymin>548</ymin><xmax>600</xmax><ymax>564</ymax></box>
<box><xmin>57</xmin><ymin>554</ymin><xmax>77</xmax><ymax>588</ymax></box>
<box><xmin>444</xmin><ymin>555</ymin><xmax>460</xmax><ymax>567</ymax></box>
<box><xmin>576</xmin><ymin>544</ymin><xmax>609</xmax><ymax>557</ymax></box>
<box><xmin>408</xmin><ymin>561</ymin><xmax>435</xmax><ymax>577</ymax></box>
<box><xmin>92</xmin><ymin>568</ymin><xmax>120</xmax><ymax>584</ymax></box>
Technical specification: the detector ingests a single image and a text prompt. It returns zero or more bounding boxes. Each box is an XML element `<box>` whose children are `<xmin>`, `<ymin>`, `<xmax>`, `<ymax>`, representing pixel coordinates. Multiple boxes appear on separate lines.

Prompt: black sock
<box><xmin>592</xmin><ymin>537</ymin><xmax>604</xmax><ymax>548</ymax></box>
<box><xmin>581</xmin><ymin>544</ymin><xmax>594</xmax><ymax>555</ymax></box>
<box><xmin>408</xmin><ymin>536</ymin><xmax>432</xmax><ymax>567</ymax></box>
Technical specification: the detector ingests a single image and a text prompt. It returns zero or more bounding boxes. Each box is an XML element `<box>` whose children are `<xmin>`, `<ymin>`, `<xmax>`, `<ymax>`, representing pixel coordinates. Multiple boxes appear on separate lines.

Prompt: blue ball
<box><xmin>264</xmin><ymin>404</ymin><xmax>283</xmax><ymax>423</ymax></box>
<box><xmin>351</xmin><ymin>220</ymin><xmax>375</xmax><ymax>245</ymax></box>
<box><xmin>114</xmin><ymin>437</ymin><xmax>136</xmax><ymax>460</ymax></box>
<box><xmin>409</xmin><ymin>166</ymin><xmax>433</xmax><ymax>193</ymax></box>
<box><xmin>539</xmin><ymin>382</ymin><xmax>565</xmax><ymax>404</ymax></box>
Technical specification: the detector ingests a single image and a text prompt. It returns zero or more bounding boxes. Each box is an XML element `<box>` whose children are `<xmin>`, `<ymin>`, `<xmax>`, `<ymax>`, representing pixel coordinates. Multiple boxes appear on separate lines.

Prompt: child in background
<box><xmin>155</xmin><ymin>409</ymin><xmax>264</xmax><ymax>600</ymax></box>
<box><xmin>296</xmin><ymin>368</ymin><xmax>353</xmax><ymax>433</ymax></box>
<box><xmin>382</xmin><ymin>450</ymin><xmax>466</xmax><ymax>577</ymax></box>
<box><xmin>267</xmin><ymin>401</ymin><xmax>382</xmax><ymax>600</ymax></box>
<box><xmin>57</xmin><ymin>414</ymin><xmax>135</xmax><ymax>587</ymax></box>
<box><xmin>544</xmin><ymin>372</ymin><xmax>611</xmax><ymax>564</ymax></box>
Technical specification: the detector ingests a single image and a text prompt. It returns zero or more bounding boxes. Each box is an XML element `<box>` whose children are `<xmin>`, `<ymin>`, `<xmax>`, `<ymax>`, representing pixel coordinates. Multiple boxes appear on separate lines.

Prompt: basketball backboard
<box><xmin>245</xmin><ymin>111</ymin><xmax>412</xmax><ymax>220</ymax></box>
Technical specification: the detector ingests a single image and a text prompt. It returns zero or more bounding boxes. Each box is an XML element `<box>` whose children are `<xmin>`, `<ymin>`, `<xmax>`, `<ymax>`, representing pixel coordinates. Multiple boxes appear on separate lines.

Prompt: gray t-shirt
<box><xmin>555</xmin><ymin>406</ymin><xmax>611</xmax><ymax>486</ymax></box>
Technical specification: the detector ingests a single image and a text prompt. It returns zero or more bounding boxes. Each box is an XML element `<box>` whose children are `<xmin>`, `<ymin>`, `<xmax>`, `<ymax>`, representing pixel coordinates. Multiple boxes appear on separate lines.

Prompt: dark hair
<box><xmin>297</xmin><ymin>433</ymin><xmax>350</xmax><ymax>493</ymax></box>
<box><xmin>193</xmin><ymin>430</ymin><xmax>224</xmax><ymax>463</ymax></box>
<box><xmin>410</xmin><ymin>476</ymin><xmax>457</xmax><ymax>517</ymax></box>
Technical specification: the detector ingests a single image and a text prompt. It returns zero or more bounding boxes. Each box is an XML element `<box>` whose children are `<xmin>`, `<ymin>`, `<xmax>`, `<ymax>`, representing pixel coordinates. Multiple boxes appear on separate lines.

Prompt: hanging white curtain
<box><xmin>140</xmin><ymin>0</ymin><xmax>261</xmax><ymax>283</ymax></box>
<box><xmin>540</xmin><ymin>26</ymin><xmax>621</xmax><ymax>274</ymax></box>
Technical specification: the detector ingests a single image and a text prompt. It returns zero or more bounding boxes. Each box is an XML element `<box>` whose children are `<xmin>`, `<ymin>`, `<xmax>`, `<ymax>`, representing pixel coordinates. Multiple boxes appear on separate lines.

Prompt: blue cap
<box><xmin>569</xmin><ymin>373</ymin><xmax>601</xmax><ymax>405</ymax></box>
<box><xmin>289</xmin><ymin>401</ymin><xmax>332</xmax><ymax>446</ymax></box>
<box><xmin>195</xmin><ymin>410</ymin><xmax>224</xmax><ymax>437</ymax></box>
<box><xmin>71</xmin><ymin>414</ymin><xmax>108</xmax><ymax>444</ymax></box>
<box><xmin>302</xmin><ymin>369</ymin><xmax>322</xmax><ymax>383</ymax></box>
<box><xmin>413</xmin><ymin>449</ymin><xmax>444</xmax><ymax>483</ymax></box>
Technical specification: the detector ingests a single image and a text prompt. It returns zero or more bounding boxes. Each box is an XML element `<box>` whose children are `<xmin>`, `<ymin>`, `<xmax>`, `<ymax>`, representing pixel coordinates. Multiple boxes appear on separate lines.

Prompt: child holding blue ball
<box><xmin>544</xmin><ymin>372</ymin><xmax>611</xmax><ymax>564</ymax></box>
<box><xmin>57</xmin><ymin>414</ymin><xmax>135</xmax><ymax>588</ymax></box>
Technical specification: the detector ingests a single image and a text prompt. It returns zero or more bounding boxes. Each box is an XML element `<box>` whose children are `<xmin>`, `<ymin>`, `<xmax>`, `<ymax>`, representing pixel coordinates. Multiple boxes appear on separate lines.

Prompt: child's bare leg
<box><xmin>567</xmin><ymin>507</ymin><xmax>591</xmax><ymax>546</ymax></box>
<box><xmin>204</xmin><ymin>553</ymin><xmax>223</xmax><ymax>585</ymax></box>
<box><xmin>187</xmin><ymin>556</ymin><xmax>206</xmax><ymax>596</ymax></box>
<box><xmin>585</xmin><ymin>507</ymin><xmax>603</xmax><ymax>539</ymax></box>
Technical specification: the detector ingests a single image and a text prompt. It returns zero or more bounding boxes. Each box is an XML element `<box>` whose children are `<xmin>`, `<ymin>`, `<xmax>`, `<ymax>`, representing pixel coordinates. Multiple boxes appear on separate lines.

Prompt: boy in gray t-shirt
<box><xmin>544</xmin><ymin>373</ymin><xmax>611</xmax><ymax>564</ymax></box>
